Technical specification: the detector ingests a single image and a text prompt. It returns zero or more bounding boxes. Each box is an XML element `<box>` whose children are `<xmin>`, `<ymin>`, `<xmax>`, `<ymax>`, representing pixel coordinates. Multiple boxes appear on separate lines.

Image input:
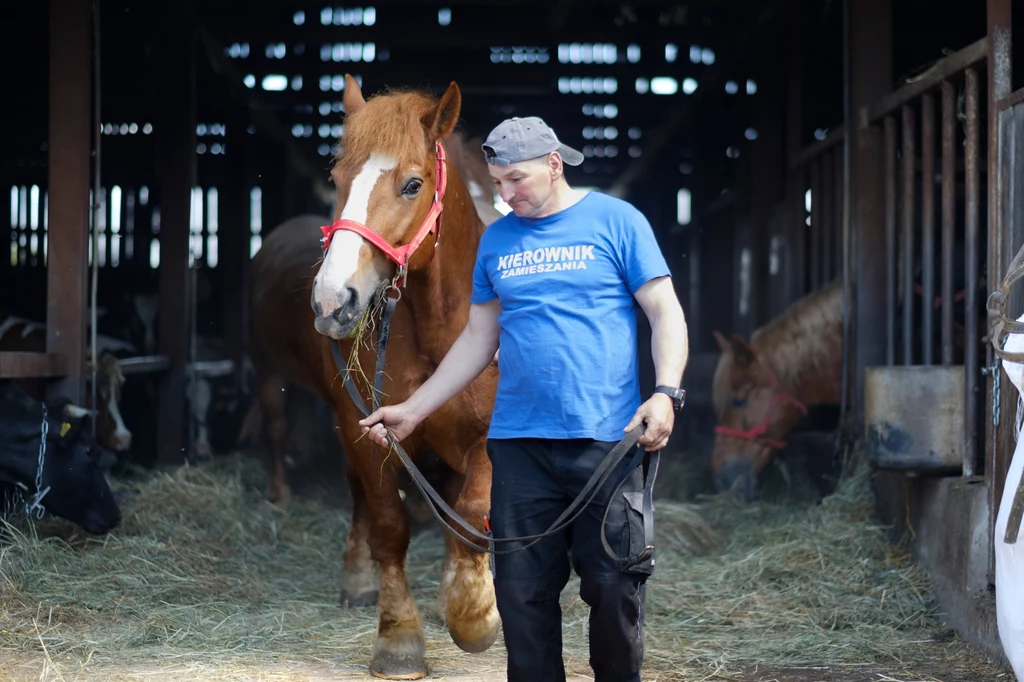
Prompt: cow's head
<box><xmin>0</xmin><ymin>384</ymin><xmax>121</xmax><ymax>534</ymax></box>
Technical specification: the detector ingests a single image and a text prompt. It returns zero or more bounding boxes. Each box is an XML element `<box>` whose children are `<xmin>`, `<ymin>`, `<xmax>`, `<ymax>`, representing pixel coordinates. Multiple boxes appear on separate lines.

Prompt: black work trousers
<box><xmin>487</xmin><ymin>437</ymin><xmax>654</xmax><ymax>682</ymax></box>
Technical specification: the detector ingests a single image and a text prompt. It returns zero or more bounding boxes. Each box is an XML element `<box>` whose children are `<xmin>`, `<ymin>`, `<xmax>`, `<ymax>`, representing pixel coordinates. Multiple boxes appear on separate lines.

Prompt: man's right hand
<box><xmin>358</xmin><ymin>403</ymin><xmax>422</xmax><ymax>448</ymax></box>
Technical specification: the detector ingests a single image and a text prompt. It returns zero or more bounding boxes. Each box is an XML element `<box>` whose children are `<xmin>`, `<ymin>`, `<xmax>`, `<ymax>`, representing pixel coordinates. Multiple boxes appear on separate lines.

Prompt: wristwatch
<box><xmin>653</xmin><ymin>385</ymin><xmax>686</xmax><ymax>412</ymax></box>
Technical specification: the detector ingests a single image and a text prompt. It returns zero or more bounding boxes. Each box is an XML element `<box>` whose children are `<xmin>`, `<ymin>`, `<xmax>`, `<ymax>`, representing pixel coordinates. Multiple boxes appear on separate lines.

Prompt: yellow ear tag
<box><xmin>60</xmin><ymin>422</ymin><xmax>71</xmax><ymax>438</ymax></box>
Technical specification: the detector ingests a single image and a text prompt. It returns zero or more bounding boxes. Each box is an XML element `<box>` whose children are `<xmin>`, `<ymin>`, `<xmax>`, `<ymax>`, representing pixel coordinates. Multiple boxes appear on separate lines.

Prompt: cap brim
<box><xmin>557</xmin><ymin>144</ymin><xmax>585</xmax><ymax>166</ymax></box>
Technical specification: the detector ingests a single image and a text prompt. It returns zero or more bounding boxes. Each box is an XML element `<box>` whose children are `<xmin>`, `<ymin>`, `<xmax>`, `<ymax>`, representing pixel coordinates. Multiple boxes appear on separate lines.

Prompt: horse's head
<box><xmin>710</xmin><ymin>330</ymin><xmax>808</xmax><ymax>501</ymax></box>
<box><xmin>311</xmin><ymin>75</ymin><xmax>462</xmax><ymax>340</ymax></box>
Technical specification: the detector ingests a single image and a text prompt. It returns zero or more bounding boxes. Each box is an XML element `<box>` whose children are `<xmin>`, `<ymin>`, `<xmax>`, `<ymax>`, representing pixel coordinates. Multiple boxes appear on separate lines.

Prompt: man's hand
<box><xmin>359</xmin><ymin>403</ymin><xmax>422</xmax><ymax>448</ymax></box>
<box><xmin>623</xmin><ymin>393</ymin><xmax>675</xmax><ymax>452</ymax></box>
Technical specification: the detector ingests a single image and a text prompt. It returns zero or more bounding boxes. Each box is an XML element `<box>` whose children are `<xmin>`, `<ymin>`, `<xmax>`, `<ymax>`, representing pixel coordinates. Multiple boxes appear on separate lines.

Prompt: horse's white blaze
<box><xmin>313</xmin><ymin>153</ymin><xmax>396</xmax><ymax>311</ymax></box>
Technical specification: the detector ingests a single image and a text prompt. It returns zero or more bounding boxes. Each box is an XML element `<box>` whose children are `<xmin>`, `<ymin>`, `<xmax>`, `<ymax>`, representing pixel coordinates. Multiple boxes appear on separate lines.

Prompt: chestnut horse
<box><xmin>249</xmin><ymin>76</ymin><xmax>498</xmax><ymax>679</ymax></box>
<box><xmin>710</xmin><ymin>279</ymin><xmax>843</xmax><ymax>500</ymax></box>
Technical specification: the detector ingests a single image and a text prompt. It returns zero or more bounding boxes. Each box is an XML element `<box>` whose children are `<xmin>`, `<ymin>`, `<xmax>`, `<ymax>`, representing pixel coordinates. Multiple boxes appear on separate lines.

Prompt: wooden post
<box><xmin>851</xmin><ymin>0</ymin><xmax>892</xmax><ymax>427</ymax></box>
<box><xmin>46</xmin><ymin>0</ymin><xmax>92</xmax><ymax>404</ymax></box>
<box><xmin>221</xmin><ymin>103</ymin><xmax>251</xmax><ymax>385</ymax></box>
<box><xmin>154</xmin><ymin>6</ymin><xmax>196</xmax><ymax>465</ymax></box>
<box><xmin>986</xmin><ymin>0</ymin><xmax>1013</xmax><ymax>586</ymax></box>
<box><xmin>785</xmin><ymin>0</ymin><xmax>805</xmax><ymax>305</ymax></box>
<box><xmin>749</xmin><ymin>77</ymin><xmax>786</xmax><ymax>327</ymax></box>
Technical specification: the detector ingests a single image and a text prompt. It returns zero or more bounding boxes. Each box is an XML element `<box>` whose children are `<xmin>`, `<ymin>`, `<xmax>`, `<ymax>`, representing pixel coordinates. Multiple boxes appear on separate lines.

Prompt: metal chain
<box><xmin>25</xmin><ymin>404</ymin><xmax>50</xmax><ymax>519</ymax></box>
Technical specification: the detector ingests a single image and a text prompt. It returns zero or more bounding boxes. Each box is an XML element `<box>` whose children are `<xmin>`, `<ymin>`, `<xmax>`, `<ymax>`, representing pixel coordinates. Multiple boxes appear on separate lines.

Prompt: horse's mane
<box><xmin>336</xmin><ymin>88</ymin><xmax>438</xmax><ymax>168</ymax></box>
<box><xmin>713</xmin><ymin>279</ymin><xmax>843</xmax><ymax>413</ymax></box>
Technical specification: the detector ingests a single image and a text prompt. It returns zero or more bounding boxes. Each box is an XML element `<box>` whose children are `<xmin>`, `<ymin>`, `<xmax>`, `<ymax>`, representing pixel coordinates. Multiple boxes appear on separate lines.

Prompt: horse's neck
<box><xmin>757</xmin><ymin>315</ymin><xmax>844</xmax><ymax>405</ymax></box>
<box><xmin>404</xmin><ymin>171</ymin><xmax>483</xmax><ymax>358</ymax></box>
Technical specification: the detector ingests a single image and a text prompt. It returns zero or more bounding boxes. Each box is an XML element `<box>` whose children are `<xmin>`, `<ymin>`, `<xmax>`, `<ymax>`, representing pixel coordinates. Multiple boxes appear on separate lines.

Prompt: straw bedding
<box><xmin>0</xmin><ymin>449</ymin><xmax>1015</xmax><ymax>681</ymax></box>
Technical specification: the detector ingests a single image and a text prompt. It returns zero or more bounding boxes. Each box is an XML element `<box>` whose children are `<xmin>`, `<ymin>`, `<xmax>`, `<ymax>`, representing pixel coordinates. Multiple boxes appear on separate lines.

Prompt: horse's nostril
<box><xmin>310</xmin><ymin>288</ymin><xmax>324</xmax><ymax>318</ymax></box>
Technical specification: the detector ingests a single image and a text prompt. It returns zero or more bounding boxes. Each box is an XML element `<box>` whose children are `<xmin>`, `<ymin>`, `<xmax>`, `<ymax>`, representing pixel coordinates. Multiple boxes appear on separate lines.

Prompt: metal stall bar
<box><xmin>921</xmin><ymin>93</ymin><xmax>936</xmax><ymax>366</ymax></box>
<box><xmin>941</xmin><ymin>81</ymin><xmax>956</xmax><ymax>367</ymax></box>
<box><xmin>810</xmin><ymin>158</ymin><xmax>822</xmax><ymax>290</ymax></box>
<box><xmin>901</xmin><ymin>104</ymin><xmax>916</xmax><ymax>366</ymax></box>
<box><xmin>964</xmin><ymin>67</ymin><xmax>981</xmax><ymax>478</ymax></box>
<box><xmin>822</xmin><ymin>151</ymin><xmax>834</xmax><ymax>283</ymax></box>
<box><xmin>884</xmin><ymin>115</ymin><xmax>897</xmax><ymax>366</ymax></box>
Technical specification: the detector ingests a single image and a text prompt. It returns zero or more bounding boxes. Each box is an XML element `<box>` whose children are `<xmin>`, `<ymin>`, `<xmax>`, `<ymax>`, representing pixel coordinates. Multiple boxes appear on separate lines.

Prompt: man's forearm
<box><xmin>650</xmin><ymin>304</ymin><xmax>689</xmax><ymax>389</ymax></box>
<box><xmin>406</xmin><ymin>327</ymin><xmax>498</xmax><ymax>420</ymax></box>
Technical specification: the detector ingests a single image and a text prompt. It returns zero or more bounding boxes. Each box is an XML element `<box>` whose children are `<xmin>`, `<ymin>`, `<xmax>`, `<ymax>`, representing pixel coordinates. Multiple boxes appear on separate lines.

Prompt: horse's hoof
<box><xmin>266</xmin><ymin>484</ymin><xmax>291</xmax><ymax>509</ymax></box>
<box><xmin>370</xmin><ymin>652</ymin><xmax>427</xmax><ymax>680</ymax></box>
<box><xmin>341</xmin><ymin>590</ymin><xmax>378</xmax><ymax>607</ymax></box>
<box><xmin>451</xmin><ymin>627</ymin><xmax>499</xmax><ymax>654</ymax></box>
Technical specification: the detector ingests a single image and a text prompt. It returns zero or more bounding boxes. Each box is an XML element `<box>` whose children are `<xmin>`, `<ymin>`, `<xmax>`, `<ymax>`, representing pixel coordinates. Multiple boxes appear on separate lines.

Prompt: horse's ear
<box><xmin>712</xmin><ymin>330</ymin><xmax>730</xmax><ymax>352</ymax></box>
<box><xmin>424</xmin><ymin>81</ymin><xmax>461</xmax><ymax>140</ymax></box>
<box><xmin>729</xmin><ymin>332</ymin><xmax>753</xmax><ymax>367</ymax></box>
<box><xmin>343</xmin><ymin>74</ymin><xmax>365</xmax><ymax>114</ymax></box>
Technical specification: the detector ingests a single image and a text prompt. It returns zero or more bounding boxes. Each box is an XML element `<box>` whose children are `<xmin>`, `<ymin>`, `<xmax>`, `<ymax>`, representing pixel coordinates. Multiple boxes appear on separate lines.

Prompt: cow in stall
<box><xmin>0</xmin><ymin>382</ymin><xmax>122</xmax><ymax>534</ymax></box>
<box><xmin>0</xmin><ymin>312</ymin><xmax>133</xmax><ymax>460</ymax></box>
<box><xmin>120</xmin><ymin>292</ymin><xmax>251</xmax><ymax>459</ymax></box>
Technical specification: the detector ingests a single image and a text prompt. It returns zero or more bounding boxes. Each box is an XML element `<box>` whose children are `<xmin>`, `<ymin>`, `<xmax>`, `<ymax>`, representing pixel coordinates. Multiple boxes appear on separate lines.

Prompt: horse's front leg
<box><xmin>436</xmin><ymin>437</ymin><xmax>500</xmax><ymax>653</ymax></box>
<box><xmin>347</xmin><ymin>441</ymin><xmax>426</xmax><ymax>679</ymax></box>
<box><xmin>341</xmin><ymin>455</ymin><xmax>379</xmax><ymax>607</ymax></box>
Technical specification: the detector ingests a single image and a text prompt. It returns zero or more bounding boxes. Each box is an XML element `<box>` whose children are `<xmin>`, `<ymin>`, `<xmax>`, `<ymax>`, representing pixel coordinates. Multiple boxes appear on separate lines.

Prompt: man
<box><xmin>358</xmin><ymin>116</ymin><xmax>689</xmax><ymax>682</ymax></box>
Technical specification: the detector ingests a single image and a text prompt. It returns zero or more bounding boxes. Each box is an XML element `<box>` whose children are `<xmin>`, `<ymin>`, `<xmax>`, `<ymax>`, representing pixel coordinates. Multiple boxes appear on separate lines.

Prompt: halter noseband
<box><xmin>319</xmin><ymin>141</ymin><xmax>448</xmax><ymax>287</ymax></box>
<box><xmin>713</xmin><ymin>343</ymin><xmax>808</xmax><ymax>451</ymax></box>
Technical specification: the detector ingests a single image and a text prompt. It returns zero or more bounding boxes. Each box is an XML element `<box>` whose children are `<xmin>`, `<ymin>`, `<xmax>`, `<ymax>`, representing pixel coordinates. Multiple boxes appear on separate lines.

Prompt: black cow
<box><xmin>0</xmin><ymin>383</ymin><xmax>121</xmax><ymax>534</ymax></box>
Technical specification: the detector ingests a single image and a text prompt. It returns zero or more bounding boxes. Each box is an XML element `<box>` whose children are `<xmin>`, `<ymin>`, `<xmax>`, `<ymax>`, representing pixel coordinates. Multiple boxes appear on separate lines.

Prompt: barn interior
<box><xmin>2</xmin><ymin>0</ymin><xmax>1022</xmax><ymax>678</ymax></box>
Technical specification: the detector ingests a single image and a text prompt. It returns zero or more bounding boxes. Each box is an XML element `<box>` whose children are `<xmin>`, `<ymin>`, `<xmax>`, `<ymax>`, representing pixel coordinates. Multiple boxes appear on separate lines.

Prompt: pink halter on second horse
<box><xmin>713</xmin><ymin>342</ymin><xmax>808</xmax><ymax>451</ymax></box>
<box><xmin>319</xmin><ymin>141</ymin><xmax>449</xmax><ymax>287</ymax></box>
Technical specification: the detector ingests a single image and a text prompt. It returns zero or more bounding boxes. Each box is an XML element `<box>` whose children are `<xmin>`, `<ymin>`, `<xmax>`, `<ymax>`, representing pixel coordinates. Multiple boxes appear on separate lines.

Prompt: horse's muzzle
<box><xmin>311</xmin><ymin>285</ymin><xmax>361</xmax><ymax>340</ymax></box>
<box><xmin>714</xmin><ymin>459</ymin><xmax>757</xmax><ymax>502</ymax></box>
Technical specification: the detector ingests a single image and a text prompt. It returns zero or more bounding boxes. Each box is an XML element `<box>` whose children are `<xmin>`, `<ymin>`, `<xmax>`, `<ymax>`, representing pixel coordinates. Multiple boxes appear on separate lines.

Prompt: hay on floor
<box><xmin>0</xmin><ymin>449</ymin><xmax>1008</xmax><ymax>681</ymax></box>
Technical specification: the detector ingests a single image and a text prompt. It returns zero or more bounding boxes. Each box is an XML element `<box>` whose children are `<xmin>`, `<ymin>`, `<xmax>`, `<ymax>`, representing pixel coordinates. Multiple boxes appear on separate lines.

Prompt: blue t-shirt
<box><xmin>470</xmin><ymin>191</ymin><xmax>671</xmax><ymax>441</ymax></box>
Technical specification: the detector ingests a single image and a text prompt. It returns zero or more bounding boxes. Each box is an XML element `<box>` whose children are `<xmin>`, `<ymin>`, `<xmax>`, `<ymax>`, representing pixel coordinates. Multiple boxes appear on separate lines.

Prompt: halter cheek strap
<box><xmin>319</xmin><ymin>142</ymin><xmax>448</xmax><ymax>286</ymax></box>
<box><xmin>713</xmin><ymin>343</ymin><xmax>808</xmax><ymax>450</ymax></box>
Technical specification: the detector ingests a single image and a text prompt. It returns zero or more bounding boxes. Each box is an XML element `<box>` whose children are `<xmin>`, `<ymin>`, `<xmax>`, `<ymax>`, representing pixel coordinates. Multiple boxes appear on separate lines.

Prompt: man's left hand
<box><xmin>623</xmin><ymin>394</ymin><xmax>675</xmax><ymax>452</ymax></box>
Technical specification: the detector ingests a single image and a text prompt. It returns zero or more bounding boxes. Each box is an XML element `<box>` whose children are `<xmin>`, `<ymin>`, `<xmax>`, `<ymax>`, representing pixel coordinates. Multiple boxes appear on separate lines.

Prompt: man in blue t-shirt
<box><xmin>359</xmin><ymin>116</ymin><xmax>689</xmax><ymax>682</ymax></box>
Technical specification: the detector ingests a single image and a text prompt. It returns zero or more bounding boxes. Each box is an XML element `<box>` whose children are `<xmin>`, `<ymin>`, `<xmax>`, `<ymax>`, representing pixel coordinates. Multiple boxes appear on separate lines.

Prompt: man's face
<box><xmin>488</xmin><ymin>155</ymin><xmax>558</xmax><ymax>218</ymax></box>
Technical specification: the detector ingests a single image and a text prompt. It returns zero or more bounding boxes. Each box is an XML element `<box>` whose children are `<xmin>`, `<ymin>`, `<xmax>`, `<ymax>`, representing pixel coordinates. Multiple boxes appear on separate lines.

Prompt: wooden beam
<box><xmin>155</xmin><ymin>5</ymin><xmax>197</xmax><ymax>466</ymax></box>
<box><xmin>0</xmin><ymin>353</ymin><xmax>68</xmax><ymax>379</ymax></box>
<box><xmin>46</xmin><ymin>0</ymin><xmax>91</xmax><ymax>403</ymax></box>
<box><xmin>864</xmin><ymin>38</ymin><xmax>988</xmax><ymax>124</ymax></box>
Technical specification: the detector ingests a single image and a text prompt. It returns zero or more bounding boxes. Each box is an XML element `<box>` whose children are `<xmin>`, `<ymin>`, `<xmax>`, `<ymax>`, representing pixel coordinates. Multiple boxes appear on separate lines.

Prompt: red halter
<box><xmin>320</xmin><ymin>142</ymin><xmax>448</xmax><ymax>287</ymax></box>
<box><xmin>713</xmin><ymin>344</ymin><xmax>808</xmax><ymax>451</ymax></box>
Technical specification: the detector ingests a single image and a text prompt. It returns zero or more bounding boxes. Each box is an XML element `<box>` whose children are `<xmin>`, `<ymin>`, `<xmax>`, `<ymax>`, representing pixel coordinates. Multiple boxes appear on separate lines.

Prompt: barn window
<box><xmin>207</xmin><ymin>187</ymin><xmax>219</xmax><ymax>269</ymax></box>
<box><xmin>261</xmin><ymin>74</ymin><xmax>288</xmax><ymax>91</ymax></box>
<box><xmin>701</xmin><ymin>48</ymin><xmax>715</xmax><ymax>65</ymax></box>
<box><xmin>682</xmin><ymin>78</ymin><xmax>698</xmax><ymax>95</ymax></box>
<box><xmin>805</xmin><ymin>189</ymin><xmax>812</xmax><ymax>226</ymax></box>
<box><xmin>665</xmin><ymin>44</ymin><xmax>677</xmax><ymax>63</ymax></box>
<box><xmin>438</xmin><ymin>8</ymin><xmax>451</xmax><ymax>25</ymax></box>
<box><xmin>150</xmin><ymin>238</ymin><xmax>160</xmax><ymax>269</ymax></box>
<box><xmin>738</xmin><ymin>248</ymin><xmax>752</xmax><ymax>316</ymax></box>
<box><xmin>745</xmin><ymin>128</ymin><xmax>758</xmax><ymax>140</ymax></box>
<box><xmin>676</xmin><ymin>189</ymin><xmax>691</xmax><ymax>226</ymax></box>
<box><xmin>110</xmin><ymin>185</ymin><xmax>121</xmax><ymax>268</ymax></box>
<box><xmin>293</xmin><ymin>11</ymin><xmax>305</xmax><ymax>25</ymax></box>
<box><xmin>746</xmin><ymin>79</ymin><xmax>758</xmax><ymax>95</ymax></box>
<box><xmin>769</xmin><ymin>235</ymin><xmax>782</xmax><ymax>275</ymax></box>
<box><xmin>725</xmin><ymin>80</ymin><xmax>739</xmax><ymax>95</ymax></box>
<box><xmin>689</xmin><ymin>45</ymin><xmax>702</xmax><ymax>63</ymax></box>
<box><xmin>250</xmin><ymin>186</ymin><xmax>263</xmax><ymax>257</ymax></box>
<box><xmin>188</xmin><ymin>186</ymin><xmax>203</xmax><ymax>267</ymax></box>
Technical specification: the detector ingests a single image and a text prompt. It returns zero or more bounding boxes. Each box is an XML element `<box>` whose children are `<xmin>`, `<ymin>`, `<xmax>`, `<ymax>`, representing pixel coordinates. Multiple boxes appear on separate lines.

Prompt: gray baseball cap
<box><xmin>481</xmin><ymin>116</ymin><xmax>584</xmax><ymax>167</ymax></box>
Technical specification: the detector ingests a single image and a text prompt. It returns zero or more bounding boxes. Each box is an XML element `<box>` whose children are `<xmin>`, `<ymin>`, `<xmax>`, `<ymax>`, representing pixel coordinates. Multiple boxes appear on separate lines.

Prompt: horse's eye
<box><xmin>732</xmin><ymin>397</ymin><xmax>747</xmax><ymax>408</ymax></box>
<box><xmin>402</xmin><ymin>179</ymin><xmax>422</xmax><ymax>196</ymax></box>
